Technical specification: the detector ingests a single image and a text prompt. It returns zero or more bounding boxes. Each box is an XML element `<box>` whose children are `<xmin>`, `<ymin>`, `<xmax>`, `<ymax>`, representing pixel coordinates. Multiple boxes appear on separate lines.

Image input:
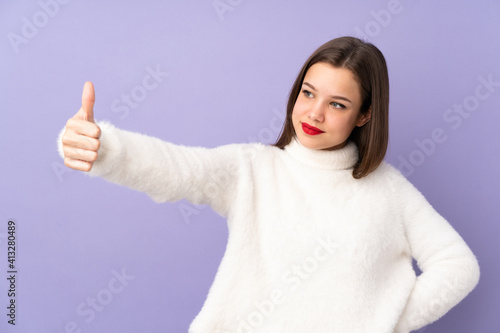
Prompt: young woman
<box><xmin>57</xmin><ymin>36</ymin><xmax>480</xmax><ymax>333</ymax></box>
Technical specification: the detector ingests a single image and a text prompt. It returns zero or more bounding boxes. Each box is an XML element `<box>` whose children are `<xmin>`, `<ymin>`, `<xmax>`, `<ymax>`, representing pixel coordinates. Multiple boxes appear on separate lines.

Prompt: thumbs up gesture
<box><xmin>61</xmin><ymin>81</ymin><xmax>102</xmax><ymax>172</ymax></box>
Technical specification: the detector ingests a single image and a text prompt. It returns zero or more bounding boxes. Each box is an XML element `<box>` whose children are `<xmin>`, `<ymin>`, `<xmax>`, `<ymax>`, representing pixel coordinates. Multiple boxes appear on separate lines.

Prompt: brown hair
<box><xmin>273</xmin><ymin>36</ymin><xmax>389</xmax><ymax>179</ymax></box>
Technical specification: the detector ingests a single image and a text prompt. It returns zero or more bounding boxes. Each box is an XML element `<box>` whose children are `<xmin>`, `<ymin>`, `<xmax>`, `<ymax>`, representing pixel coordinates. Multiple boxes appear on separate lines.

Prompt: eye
<box><xmin>331</xmin><ymin>102</ymin><xmax>346</xmax><ymax>109</ymax></box>
<box><xmin>302</xmin><ymin>89</ymin><xmax>313</xmax><ymax>98</ymax></box>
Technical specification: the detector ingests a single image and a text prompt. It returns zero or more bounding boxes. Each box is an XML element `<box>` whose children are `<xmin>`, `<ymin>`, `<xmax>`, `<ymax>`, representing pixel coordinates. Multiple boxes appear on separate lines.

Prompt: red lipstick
<box><xmin>301</xmin><ymin>122</ymin><xmax>324</xmax><ymax>135</ymax></box>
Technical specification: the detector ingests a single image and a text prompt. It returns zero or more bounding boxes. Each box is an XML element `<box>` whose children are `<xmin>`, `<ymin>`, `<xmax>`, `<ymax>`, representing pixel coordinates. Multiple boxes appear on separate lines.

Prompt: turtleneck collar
<box><xmin>284</xmin><ymin>136</ymin><xmax>359</xmax><ymax>170</ymax></box>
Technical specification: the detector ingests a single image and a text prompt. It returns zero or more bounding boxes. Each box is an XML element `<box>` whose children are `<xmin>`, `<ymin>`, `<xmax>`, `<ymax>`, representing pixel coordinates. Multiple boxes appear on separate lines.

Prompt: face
<box><xmin>291</xmin><ymin>62</ymin><xmax>371</xmax><ymax>151</ymax></box>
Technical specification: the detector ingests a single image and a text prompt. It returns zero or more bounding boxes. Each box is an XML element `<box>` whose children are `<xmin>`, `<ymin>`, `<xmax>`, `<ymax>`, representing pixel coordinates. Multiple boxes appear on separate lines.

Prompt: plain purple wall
<box><xmin>1</xmin><ymin>0</ymin><xmax>498</xmax><ymax>332</ymax></box>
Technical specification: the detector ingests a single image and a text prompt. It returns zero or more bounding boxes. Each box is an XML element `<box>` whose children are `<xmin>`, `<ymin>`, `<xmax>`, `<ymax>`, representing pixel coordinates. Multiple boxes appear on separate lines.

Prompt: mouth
<box><xmin>301</xmin><ymin>122</ymin><xmax>324</xmax><ymax>135</ymax></box>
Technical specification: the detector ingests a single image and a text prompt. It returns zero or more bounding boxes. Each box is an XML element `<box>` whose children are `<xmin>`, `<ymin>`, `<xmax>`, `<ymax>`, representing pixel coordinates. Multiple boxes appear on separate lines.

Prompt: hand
<box><xmin>61</xmin><ymin>81</ymin><xmax>102</xmax><ymax>172</ymax></box>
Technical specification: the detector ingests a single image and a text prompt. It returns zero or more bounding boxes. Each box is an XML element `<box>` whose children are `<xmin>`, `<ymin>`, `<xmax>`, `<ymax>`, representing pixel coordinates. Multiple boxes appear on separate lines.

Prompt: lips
<box><xmin>301</xmin><ymin>122</ymin><xmax>324</xmax><ymax>135</ymax></box>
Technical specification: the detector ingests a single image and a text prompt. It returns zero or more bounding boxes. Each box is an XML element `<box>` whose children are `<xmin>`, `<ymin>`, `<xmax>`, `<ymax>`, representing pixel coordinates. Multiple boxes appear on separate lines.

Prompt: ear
<box><xmin>356</xmin><ymin>106</ymin><xmax>372</xmax><ymax>127</ymax></box>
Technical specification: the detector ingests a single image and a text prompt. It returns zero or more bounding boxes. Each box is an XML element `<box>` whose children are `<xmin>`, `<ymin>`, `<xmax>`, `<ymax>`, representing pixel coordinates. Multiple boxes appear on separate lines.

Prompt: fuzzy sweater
<box><xmin>57</xmin><ymin>120</ymin><xmax>480</xmax><ymax>333</ymax></box>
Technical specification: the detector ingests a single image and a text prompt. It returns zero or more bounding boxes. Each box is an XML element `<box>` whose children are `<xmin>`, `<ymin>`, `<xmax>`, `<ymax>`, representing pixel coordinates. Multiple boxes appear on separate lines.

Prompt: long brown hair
<box><xmin>273</xmin><ymin>36</ymin><xmax>389</xmax><ymax>179</ymax></box>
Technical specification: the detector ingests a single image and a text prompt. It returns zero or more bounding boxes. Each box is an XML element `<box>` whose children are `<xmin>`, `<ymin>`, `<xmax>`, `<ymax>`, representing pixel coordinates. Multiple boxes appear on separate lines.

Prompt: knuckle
<box><xmin>63</xmin><ymin>157</ymin><xmax>73</xmax><ymax>168</ymax></box>
<box><xmin>62</xmin><ymin>145</ymin><xmax>70</xmax><ymax>157</ymax></box>
<box><xmin>91</xmin><ymin>124</ymin><xmax>101</xmax><ymax>138</ymax></box>
<box><xmin>95</xmin><ymin>125</ymin><xmax>102</xmax><ymax>138</ymax></box>
<box><xmin>66</xmin><ymin>118</ymin><xmax>75</xmax><ymax>128</ymax></box>
<box><xmin>89</xmin><ymin>151</ymin><xmax>98</xmax><ymax>162</ymax></box>
<box><xmin>94</xmin><ymin>139</ymin><xmax>101</xmax><ymax>151</ymax></box>
<box><xmin>61</xmin><ymin>132</ymin><xmax>73</xmax><ymax>145</ymax></box>
<box><xmin>83</xmin><ymin>162</ymin><xmax>92</xmax><ymax>172</ymax></box>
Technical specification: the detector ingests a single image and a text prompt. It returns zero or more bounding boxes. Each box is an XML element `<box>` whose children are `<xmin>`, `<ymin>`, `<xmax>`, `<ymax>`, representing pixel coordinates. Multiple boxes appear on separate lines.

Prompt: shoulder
<box><xmin>373</xmin><ymin>162</ymin><xmax>437</xmax><ymax>215</ymax></box>
<box><xmin>361</xmin><ymin>160</ymin><xmax>423</xmax><ymax>196</ymax></box>
<box><xmin>360</xmin><ymin>160</ymin><xmax>403</xmax><ymax>184</ymax></box>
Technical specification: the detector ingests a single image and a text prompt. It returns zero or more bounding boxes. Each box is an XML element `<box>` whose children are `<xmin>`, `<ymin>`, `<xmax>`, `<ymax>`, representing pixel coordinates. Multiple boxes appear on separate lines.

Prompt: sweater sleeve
<box><xmin>392</xmin><ymin>171</ymin><xmax>480</xmax><ymax>332</ymax></box>
<box><xmin>56</xmin><ymin>119</ymin><xmax>243</xmax><ymax>217</ymax></box>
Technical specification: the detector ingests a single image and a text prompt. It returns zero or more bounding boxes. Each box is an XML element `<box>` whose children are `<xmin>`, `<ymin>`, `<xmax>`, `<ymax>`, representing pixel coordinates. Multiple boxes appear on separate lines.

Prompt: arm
<box><xmin>57</xmin><ymin>119</ymin><xmax>241</xmax><ymax>217</ymax></box>
<box><xmin>392</xmin><ymin>172</ymin><xmax>480</xmax><ymax>332</ymax></box>
<box><xmin>58</xmin><ymin>81</ymin><xmax>243</xmax><ymax>217</ymax></box>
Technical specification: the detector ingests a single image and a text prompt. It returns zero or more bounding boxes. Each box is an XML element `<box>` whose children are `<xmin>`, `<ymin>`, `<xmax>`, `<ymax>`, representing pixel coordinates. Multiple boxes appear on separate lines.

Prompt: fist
<box><xmin>61</xmin><ymin>81</ymin><xmax>102</xmax><ymax>172</ymax></box>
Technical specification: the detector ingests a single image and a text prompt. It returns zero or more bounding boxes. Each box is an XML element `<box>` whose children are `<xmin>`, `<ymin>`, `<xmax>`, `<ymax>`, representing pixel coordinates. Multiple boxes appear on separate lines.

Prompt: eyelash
<box><xmin>301</xmin><ymin>89</ymin><xmax>346</xmax><ymax>109</ymax></box>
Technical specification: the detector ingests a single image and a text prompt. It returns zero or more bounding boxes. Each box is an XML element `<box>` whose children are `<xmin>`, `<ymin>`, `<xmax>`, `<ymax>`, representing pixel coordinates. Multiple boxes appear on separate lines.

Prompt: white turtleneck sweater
<box><xmin>57</xmin><ymin>120</ymin><xmax>480</xmax><ymax>333</ymax></box>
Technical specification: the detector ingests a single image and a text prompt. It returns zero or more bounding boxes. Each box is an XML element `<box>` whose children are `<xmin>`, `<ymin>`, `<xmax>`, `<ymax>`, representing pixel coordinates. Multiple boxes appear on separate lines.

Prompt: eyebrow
<box><xmin>302</xmin><ymin>82</ymin><xmax>353</xmax><ymax>104</ymax></box>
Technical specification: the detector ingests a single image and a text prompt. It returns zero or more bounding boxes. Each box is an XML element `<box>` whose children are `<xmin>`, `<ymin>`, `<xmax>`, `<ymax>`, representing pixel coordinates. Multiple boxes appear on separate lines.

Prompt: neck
<box><xmin>284</xmin><ymin>137</ymin><xmax>359</xmax><ymax>170</ymax></box>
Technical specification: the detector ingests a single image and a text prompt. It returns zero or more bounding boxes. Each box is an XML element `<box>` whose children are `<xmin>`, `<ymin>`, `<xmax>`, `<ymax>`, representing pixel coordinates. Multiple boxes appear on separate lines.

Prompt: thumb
<box><xmin>81</xmin><ymin>81</ymin><xmax>95</xmax><ymax>123</ymax></box>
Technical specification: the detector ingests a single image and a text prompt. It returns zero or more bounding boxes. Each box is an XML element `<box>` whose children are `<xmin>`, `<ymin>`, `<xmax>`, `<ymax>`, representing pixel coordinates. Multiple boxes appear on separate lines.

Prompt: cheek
<box><xmin>292</xmin><ymin>101</ymin><xmax>307</xmax><ymax>120</ymax></box>
<box><xmin>291</xmin><ymin>105</ymin><xmax>304</xmax><ymax>133</ymax></box>
<box><xmin>324</xmin><ymin>113</ymin><xmax>355</xmax><ymax>132</ymax></box>
<box><xmin>291</xmin><ymin>108</ymin><xmax>299</xmax><ymax>131</ymax></box>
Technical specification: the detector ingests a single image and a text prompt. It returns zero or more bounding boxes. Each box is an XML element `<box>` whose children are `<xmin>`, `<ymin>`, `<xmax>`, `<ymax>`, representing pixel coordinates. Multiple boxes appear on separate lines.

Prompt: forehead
<box><xmin>303</xmin><ymin>62</ymin><xmax>361</xmax><ymax>101</ymax></box>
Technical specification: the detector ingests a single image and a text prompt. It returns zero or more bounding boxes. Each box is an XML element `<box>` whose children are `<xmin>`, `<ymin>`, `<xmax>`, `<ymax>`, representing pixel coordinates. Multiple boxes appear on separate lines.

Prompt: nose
<box><xmin>307</xmin><ymin>101</ymin><xmax>325</xmax><ymax>123</ymax></box>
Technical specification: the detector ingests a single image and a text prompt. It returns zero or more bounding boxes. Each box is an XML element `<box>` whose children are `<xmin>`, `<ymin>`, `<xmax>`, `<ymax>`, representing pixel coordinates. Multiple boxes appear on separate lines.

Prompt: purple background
<box><xmin>1</xmin><ymin>1</ymin><xmax>498</xmax><ymax>332</ymax></box>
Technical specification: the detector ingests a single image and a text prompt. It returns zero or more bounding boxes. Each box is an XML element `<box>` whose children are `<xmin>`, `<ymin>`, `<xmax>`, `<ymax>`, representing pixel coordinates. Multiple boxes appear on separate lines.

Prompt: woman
<box><xmin>57</xmin><ymin>36</ymin><xmax>480</xmax><ymax>332</ymax></box>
